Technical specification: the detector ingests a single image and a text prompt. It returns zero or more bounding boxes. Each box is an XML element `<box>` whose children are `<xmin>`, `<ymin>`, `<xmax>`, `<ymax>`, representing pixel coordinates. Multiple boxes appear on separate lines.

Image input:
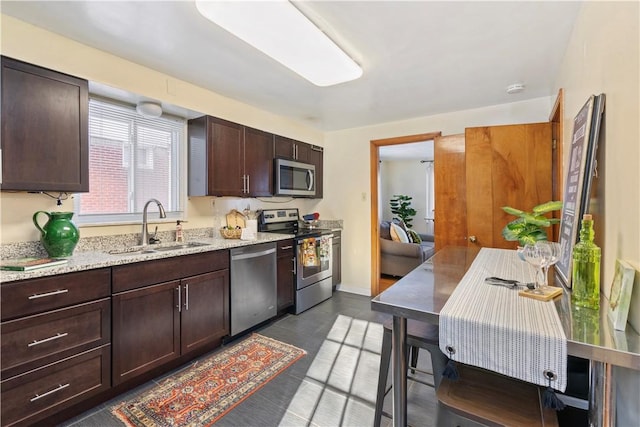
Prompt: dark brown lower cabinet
<box><xmin>276</xmin><ymin>239</ymin><xmax>295</xmax><ymax>312</ymax></box>
<box><xmin>332</xmin><ymin>230</ymin><xmax>342</xmax><ymax>289</ymax></box>
<box><xmin>1</xmin><ymin>345</ymin><xmax>110</xmax><ymax>427</ymax></box>
<box><xmin>180</xmin><ymin>270</ymin><xmax>229</xmax><ymax>354</ymax></box>
<box><xmin>112</xmin><ymin>252</ymin><xmax>230</xmax><ymax>386</ymax></box>
<box><xmin>112</xmin><ymin>281</ymin><xmax>181</xmax><ymax>386</ymax></box>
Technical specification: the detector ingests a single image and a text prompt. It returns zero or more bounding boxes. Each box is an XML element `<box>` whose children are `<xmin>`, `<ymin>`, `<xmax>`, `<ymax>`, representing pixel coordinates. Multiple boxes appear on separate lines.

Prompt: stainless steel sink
<box><xmin>151</xmin><ymin>242</ymin><xmax>211</xmax><ymax>252</ymax></box>
<box><xmin>109</xmin><ymin>242</ymin><xmax>211</xmax><ymax>255</ymax></box>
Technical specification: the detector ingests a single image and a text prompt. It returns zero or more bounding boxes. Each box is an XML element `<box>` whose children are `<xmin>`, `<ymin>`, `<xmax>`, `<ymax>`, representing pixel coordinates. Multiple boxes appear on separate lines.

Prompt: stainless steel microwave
<box><xmin>274</xmin><ymin>158</ymin><xmax>316</xmax><ymax>197</ymax></box>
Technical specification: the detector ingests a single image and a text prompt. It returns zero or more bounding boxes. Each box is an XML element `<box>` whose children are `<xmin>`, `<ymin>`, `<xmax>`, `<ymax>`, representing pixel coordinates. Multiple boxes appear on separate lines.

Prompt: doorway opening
<box><xmin>370</xmin><ymin>132</ymin><xmax>441</xmax><ymax>296</ymax></box>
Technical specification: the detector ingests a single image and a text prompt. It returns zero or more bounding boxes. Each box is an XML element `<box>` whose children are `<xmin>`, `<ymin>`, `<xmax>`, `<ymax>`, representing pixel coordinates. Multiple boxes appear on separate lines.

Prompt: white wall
<box><xmin>0</xmin><ymin>15</ymin><xmax>324</xmax><ymax>244</ymax></box>
<box><xmin>553</xmin><ymin>3</ymin><xmax>639</xmax><ymax>425</ymax></box>
<box><xmin>319</xmin><ymin>97</ymin><xmax>553</xmax><ymax>294</ymax></box>
<box><xmin>380</xmin><ymin>160</ymin><xmax>428</xmax><ymax>235</ymax></box>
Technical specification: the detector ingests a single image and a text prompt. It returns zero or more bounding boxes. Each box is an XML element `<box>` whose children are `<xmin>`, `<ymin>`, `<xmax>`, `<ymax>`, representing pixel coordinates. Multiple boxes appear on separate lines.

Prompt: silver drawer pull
<box><xmin>30</xmin><ymin>383</ymin><xmax>70</xmax><ymax>402</ymax></box>
<box><xmin>280</xmin><ymin>245</ymin><xmax>293</xmax><ymax>250</ymax></box>
<box><xmin>28</xmin><ymin>332</ymin><xmax>68</xmax><ymax>347</ymax></box>
<box><xmin>28</xmin><ymin>289</ymin><xmax>69</xmax><ymax>300</ymax></box>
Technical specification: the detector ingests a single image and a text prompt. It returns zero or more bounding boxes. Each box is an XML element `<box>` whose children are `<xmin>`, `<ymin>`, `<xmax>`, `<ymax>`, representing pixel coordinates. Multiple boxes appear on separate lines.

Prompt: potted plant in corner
<box><xmin>501</xmin><ymin>200</ymin><xmax>563</xmax><ymax>246</ymax></box>
<box><xmin>390</xmin><ymin>194</ymin><xmax>417</xmax><ymax>228</ymax></box>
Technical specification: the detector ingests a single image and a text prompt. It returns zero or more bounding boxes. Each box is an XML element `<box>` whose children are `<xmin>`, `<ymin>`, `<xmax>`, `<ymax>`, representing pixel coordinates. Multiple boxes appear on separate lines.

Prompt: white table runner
<box><xmin>439</xmin><ymin>248</ymin><xmax>567</xmax><ymax>391</ymax></box>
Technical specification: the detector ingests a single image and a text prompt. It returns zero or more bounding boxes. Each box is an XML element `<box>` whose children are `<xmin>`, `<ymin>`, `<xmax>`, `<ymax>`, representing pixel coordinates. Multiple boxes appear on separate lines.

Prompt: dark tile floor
<box><xmin>60</xmin><ymin>291</ymin><xmax>439</xmax><ymax>427</ymax></box>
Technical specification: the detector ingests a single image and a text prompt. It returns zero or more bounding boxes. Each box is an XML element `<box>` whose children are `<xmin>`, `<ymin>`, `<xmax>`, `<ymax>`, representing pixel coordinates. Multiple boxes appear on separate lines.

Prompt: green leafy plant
<box><xmin>390</xmin><ymin>194</ymin><xmax>417</xmax><ymax>228</ymax></box>
<box><xmin>501</xmin><ymin>200</ymin><xmax>563</xmax><ymax>246</ymax></box>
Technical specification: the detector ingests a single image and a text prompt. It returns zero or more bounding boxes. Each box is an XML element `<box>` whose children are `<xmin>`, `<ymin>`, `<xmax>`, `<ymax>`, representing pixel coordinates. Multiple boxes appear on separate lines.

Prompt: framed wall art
<box><xmin>556</xmin><ymin>94</ymin><xmax>605</xmax><ymax>287</ymax></box>
<box><xmin>608</xmin><ymin>259</ymin><xmax>636</xmax><ymax>331</ymax></box>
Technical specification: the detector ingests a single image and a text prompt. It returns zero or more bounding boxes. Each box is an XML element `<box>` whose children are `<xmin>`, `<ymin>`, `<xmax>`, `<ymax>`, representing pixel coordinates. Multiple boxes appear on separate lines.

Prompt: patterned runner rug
<box><xmin>112</xmin><ymin>334</ymin><xmax>306</xmax><ymax>426</ymax></box>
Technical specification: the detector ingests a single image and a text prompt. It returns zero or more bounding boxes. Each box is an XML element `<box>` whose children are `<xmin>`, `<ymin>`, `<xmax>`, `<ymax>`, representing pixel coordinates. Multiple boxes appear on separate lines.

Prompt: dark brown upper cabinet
<box><xmin>188</xmin><ymin>116</ymin><xmax>273</xmax><ymax>197</ymax></box>
<box><xmin>308</xmin><ymin>144</ymin><xmax>324</xmax><ymax>199</ymax></box>
<box><xmin>274</xmin><ymin>135</ymin><xmax>309</xmax><ymax>162</ymax></box>
<box><xmin>1</xmin><ymin>56</ymin><xmax>89</xmax><ymax>192</ymax></box>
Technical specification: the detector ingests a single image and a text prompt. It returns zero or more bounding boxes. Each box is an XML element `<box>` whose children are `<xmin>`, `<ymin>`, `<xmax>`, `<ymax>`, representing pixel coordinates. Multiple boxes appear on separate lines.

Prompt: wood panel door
<box><xmin>465</xmin><ymin>123</ymin><xmax>552</xmax><ymax>249</ymax></box>
<box><xmin>434</xmin><ymin>123</ymin><xmax>552</xmax><ymax>250</ymax></box>
<box><xmin>434</xmin><ymin>134</ymin><xmax>467</xmax><ymax>251</ymax></box>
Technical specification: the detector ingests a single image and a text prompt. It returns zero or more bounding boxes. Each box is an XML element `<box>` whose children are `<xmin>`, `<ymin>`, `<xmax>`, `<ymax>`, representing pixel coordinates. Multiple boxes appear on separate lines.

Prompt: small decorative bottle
<box><xmin>175</xmin><ymin>220</ymin><xmax>184</xmax><ymax>243</ymax></box>
<box><xmin>571</xmin><ymin>214</ymin><xmax>601</xmax><ymax>309</ymax></box>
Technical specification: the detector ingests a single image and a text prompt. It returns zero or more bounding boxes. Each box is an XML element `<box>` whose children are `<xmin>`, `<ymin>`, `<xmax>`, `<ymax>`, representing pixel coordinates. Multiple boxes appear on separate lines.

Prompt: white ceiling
<box><xmin>1</xmin><ymin>1</ymin><xmax>582</xmax><ymax>131</ymax></box>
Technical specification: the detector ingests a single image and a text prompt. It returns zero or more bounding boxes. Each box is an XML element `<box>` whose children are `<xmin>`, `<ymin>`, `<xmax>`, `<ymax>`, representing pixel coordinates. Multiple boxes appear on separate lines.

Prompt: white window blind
<box><xmin>75</xmin><ymin>98</ymin><xmax>184</xmax><ymax>225</ymax></box>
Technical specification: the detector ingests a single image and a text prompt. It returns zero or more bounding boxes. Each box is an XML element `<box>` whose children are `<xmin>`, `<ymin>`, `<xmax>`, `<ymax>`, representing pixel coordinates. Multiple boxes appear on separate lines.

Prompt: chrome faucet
<box><xmin>140</xmin><ymin>198</ymin><xmax>167</xmax><ymax>246</ymax></box>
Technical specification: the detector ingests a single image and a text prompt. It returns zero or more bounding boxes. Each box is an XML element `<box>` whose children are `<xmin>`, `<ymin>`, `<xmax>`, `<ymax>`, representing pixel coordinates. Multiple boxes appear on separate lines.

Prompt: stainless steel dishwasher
<box><xmin>230</xmin><ymin>242</ymin><xmax>277</xmax><ymax>336</ymax></box>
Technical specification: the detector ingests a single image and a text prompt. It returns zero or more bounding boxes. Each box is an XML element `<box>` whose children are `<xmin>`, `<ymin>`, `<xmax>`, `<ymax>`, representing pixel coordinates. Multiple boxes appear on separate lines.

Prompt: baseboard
<box><xmin>336</xmin><ymin>283</ymin><xmax>371</xmax><ymax>296</ymax></box>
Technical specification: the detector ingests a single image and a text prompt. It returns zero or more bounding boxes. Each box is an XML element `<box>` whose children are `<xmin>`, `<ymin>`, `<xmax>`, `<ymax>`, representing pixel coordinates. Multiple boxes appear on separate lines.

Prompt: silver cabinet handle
<box><xmin>28</xmin><ymin>289</ymin><xmax>68</xmax><ymax>300</ymax></box>
<box><xmin>246</xmin><ymin>175</ymin><xmax>250</xmax><ymax>194</ymax></box>
<box><xmin>294</xmin><ymin>144</ymin><xmax>297</xmax><ymax>160</ymax></box>
<box><xmin>176</xmin><ymin>285</ymin><xmax>181</xmax><ymax>312</ymax></box>
<box><xmin>30</xmin><ymin>383</ymin><xmax>69</xmax><ymax>402</ymax></box>
<box><xmin>281</xmin><ymin>245</ymin><xmax>293</xmax><ymax>250</ymax></box>
<box><xmin>184</xmin><ymin>284</ymin><xmax>189</xmax><ymax>311</ymax></box>
<box><xmin>292</xmin><ymin>257</ymin><xmax>296</xmax><ymax>274</ymax></box>
<box><xmin>28</xmin><ymin>332</ymin><xmax>68</xmax><ymax>347</ymax></box>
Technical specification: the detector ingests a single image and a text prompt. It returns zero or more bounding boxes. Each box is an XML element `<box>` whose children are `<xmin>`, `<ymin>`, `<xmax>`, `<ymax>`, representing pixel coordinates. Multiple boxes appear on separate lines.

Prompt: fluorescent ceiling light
<box><xmin>195</xmin><ymin>0</ymin><xmax>362</xmax><ymax>87</ymax></box>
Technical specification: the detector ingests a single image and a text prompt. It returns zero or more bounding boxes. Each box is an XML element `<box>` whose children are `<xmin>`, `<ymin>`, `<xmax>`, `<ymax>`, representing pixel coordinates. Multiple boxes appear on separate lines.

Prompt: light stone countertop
<box><xmin>0</xmin><ymin>233</ymin><xmax>293</xmax><ymax>283</ymax></box>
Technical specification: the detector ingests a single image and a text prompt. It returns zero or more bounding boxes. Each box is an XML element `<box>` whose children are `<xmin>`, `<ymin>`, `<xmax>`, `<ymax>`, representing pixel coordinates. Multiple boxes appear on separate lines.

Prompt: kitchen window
<box><xmin>74</xmin><ymin>98</ymin><xmax>185</xmax><ymax>225</ymax></box>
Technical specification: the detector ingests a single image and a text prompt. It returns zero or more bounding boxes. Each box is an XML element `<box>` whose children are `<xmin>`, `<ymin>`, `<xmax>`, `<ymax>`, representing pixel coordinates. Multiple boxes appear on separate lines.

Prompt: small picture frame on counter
<box><xmin>608</xmin><ymin>259</ymin><xmax>636</xmax><ymax>331</ymax></box>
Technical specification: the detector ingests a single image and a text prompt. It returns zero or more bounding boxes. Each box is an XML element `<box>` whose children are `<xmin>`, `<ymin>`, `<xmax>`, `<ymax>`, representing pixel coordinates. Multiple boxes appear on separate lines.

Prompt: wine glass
<box><xmin>536</xmin><ymin>241</ymin><xmax>564</xmax><ymax>288</ymax></box>
<box><xmin>522</xmin><ymin>244</ymin><xmax>545</xmax><ymax>290</ymax></box>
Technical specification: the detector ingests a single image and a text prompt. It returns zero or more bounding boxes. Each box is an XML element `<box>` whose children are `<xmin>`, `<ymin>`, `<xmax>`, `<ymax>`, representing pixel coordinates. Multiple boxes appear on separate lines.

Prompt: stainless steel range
<box><xmin>259</xmin><ymin>208</ymin><xmax>333</xmax><ymax>314</ymax></box>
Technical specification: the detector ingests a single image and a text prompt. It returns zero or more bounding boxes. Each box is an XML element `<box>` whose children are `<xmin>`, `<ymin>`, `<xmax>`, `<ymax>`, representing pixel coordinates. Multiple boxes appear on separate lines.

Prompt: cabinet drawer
<box><xmin>277</xmin><ymin>239</ymin><xmax>294</xmax><ymax>255</ymax></box>
<box><xmin>1</xmin><ymin>345</ymin><xmax>110</xmax><ymax>427</ymax></box>
<box><xmin>112</xmin><ymin>250</ymin><xmax>229</xmax><ymax>293</ymax></box>
<box><xmin>1</xmin><ymin>299</ymin><xmax>110</xmax><ymax>378</ymax></box>
<box><xmin>1</xmin><ymin>268</ymin><xmax>111</xmax><ymax>321</ymax></box>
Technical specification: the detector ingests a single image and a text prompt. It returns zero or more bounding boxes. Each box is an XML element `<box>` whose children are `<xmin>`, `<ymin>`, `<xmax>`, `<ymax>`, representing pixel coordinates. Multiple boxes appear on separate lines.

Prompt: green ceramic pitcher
<box><xmin>33</xmin><ymin>211</ymin><xmax>80</xmax><ymax>258</ymax></box>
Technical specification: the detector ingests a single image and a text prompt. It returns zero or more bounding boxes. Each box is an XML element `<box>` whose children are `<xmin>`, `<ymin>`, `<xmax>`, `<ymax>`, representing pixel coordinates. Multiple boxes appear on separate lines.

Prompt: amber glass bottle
<box><xmin>571</xmin><ymin>214</ymin><xmax>601</xmax><ymax>309</ymax></box>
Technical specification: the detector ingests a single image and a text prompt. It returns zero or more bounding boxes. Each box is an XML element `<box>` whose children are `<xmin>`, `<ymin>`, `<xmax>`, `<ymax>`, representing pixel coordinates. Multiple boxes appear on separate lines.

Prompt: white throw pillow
<box><xmin>390</xmin><ymin>222</ymin><xmax>410</xmax><ymax>243</ymax></box>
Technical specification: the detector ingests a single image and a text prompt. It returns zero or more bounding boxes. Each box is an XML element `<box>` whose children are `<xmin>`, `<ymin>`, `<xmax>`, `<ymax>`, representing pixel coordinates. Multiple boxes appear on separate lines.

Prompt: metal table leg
<box><xmin>589</xmin><ymin>360</ymin><xmax>614</xmax><ymax>427</ymax></box>
<box><xmin>392</xmin><ymin>315</ymin><xmax>407</xmax><ymax>427</ymax></box>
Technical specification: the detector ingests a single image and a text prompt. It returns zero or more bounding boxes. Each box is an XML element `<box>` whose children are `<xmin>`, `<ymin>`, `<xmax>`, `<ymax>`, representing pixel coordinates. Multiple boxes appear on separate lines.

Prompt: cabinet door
<box><xmin>208</xmin><ymin>117</ymin><xmax>243</xmax><ymax>196</ymax></box>
<box><xmin>1</xmin><ymin>56</ymin><xmax>89</xmax><ymax>192</ymax></box>
<box><xmin>332</xmin><ymin>232</ymin><xmax>341</xmax><ymax>287</ymax></box>
<box><xmin>308</xmin><ymin>145</ymin><xmax>323</xmax><ymax>198</ymax></box>
<box><xmin>180</xmin><ymin>270</ymin><xmax>229</xmax><ymax>354</ymax></box>
<box><xmin>112</xmin><ymin>281</ymin><xmax>180</xmax><ymax>385</ymax></box>
<box><xmin>295</xmin><ymin>141</ymin><xmax>310</xmax><ymax>163</ymax></box>
<box><xmin>244</xmin><ymin>127</ymin><xmax>274</xmax><ymax>197</ymax></box>
<box><xmin>276</xmin><ymin>240</ymin><xmax>295</xmax><ymax>312</ymax></box>
<box><xmin>274</xmin><ymin>136</ymin><xmax>309</xmax><ymax>162</ymax></box>
<box><xmin>274</xmin><ymin>135</ymin><xmax>295</xmax><ymax>160</ymax></box>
